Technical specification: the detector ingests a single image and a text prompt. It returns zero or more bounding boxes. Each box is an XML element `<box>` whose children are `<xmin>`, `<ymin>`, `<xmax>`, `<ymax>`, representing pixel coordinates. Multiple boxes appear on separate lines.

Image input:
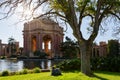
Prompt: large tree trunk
<box><xmin>79</xmin><ymin>41</ymin><xmax>93</xmax><ymax>76</ymax></box>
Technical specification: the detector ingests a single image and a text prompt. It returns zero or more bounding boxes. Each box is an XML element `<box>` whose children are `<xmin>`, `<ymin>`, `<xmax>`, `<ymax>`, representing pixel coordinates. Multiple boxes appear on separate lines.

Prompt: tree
<box><xmin>19</xmin><ymin>47</ymin><xmax>23</xmax><ymax>55</ymax></box>
<box><xmin>7</xmin><ymin>37</ymin><xmax>17</xmax><ymax>56</ymax></box>
<box><xmin>0</xmin><ymin>0</ymin><xmax>120</xmax><ymax>76</ymax></box>
<box><xmin>107</xmin><ymin>40</ymin><xmax>119</xmax><ymax>57</ymax></box>
<box><xmin>60</xmin><ymin>37</ymin><xmax>79</xmax><ymax>58</ymax></box>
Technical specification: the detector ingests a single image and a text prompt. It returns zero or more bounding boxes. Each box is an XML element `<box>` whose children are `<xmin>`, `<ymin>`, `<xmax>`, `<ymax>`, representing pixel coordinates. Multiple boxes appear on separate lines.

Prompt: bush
<box><xmin>57</xmin><ymin>59</ymin><xmax>81</xmax><ymax>71</ymax></box>
<box><xmin>33</xmin><ymin>67</ymin><xmax>41</xmax><ymax>73</ymax></box>
<box><xmin>91</xmin><ymin>56</ymin><xmax>120</xmax><ymax>72</ymax></box>
<box><xmin>34</xmin><ymin>50</ymin><xmax>48</xmax><ymax>58</ymax></box>
<box><xmin>20</xmin><ymin>69</ymin><xmax>28</xmax><ymax>74</ymax></box>
<box><xmin>1</xmin><ymin>70</ymin><xmax>10</xmax><ymax>76</ymax></box>
<box><xmin>0</xmin><ymin>56</ymin><xmax>7</xmax><ymax>59</ymax></box>
<box><xmin>28</xmin><ymin>70</ymin><xmax>34</xmax><ymax>74</ymax></box>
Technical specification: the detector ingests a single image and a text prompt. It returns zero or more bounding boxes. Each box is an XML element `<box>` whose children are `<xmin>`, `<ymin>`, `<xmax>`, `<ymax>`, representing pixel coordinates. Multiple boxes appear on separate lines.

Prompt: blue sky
<box><xmin>0</xmin><ymin>13</ymin><xmax>118</xmax><ymax>47</ymax></box>
<box><xmin>0</xmin><ymin>14</ymin><xmax>24</xmax><ymax>47</ymax></box>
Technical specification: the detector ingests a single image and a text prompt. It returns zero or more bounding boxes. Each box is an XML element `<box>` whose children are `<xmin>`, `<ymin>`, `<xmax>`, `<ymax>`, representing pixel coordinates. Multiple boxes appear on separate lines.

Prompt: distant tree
<box><xmin>0</xmin><ymin>0</ymin><xmax>120</xmax><ymax>76</ymax></box>
<box><xmin>60</xmin><ymin>37</ymin><xmax>79</xmax><ymax>58</ymax></box>
<box><xmin>7</xmin><ymin>37</ymin><xmax>17</xmax><ymax>56</ymax></box>
<box><xmin>107</xmin><ymin>40</ymin><xmax>119</xmax><ymax>56</ymax></box>
<box><xmin>19</xmin><ymin>47</ymin><xmax>23</xmax><ymax>55</ymax></box>
<box><xmin>93</xmin><ymin>42</ymin><xmax>98</xmax><ymax>46</ymax></box>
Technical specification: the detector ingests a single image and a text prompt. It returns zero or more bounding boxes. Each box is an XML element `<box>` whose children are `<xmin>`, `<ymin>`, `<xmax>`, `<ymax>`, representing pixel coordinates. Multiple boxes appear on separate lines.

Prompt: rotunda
<box><xmin>23</xmin><ymin>18</ymin><xmax>64</xmax><ymax>58</ymax></box>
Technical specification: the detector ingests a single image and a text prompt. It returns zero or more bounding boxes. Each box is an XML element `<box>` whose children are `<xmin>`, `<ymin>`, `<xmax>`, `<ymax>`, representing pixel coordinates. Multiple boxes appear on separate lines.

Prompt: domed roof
<box><xmin>24</xmin><ymin>18</ymin><xmax>63</xmax><ymax>32</ymax></box>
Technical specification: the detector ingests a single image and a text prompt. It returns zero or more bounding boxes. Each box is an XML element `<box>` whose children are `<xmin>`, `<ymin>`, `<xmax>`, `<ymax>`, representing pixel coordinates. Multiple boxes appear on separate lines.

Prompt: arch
<box><xmin>23</xmin><ymin>18</ymin><xmax>63</xmax><ymax>58</ymax></box>
<box><xmin>32</xmin><ymin>36</ymin><xmax>37</xmax><ymax>52</ymax></box>
<box><xmin>42</xmin><ymin>35</ymin><xmax>52</xmax><ymax>57</ymax></box>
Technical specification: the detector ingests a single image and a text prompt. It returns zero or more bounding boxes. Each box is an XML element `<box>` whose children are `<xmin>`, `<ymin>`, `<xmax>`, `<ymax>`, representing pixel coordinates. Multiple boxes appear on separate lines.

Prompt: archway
<box><xmin>43</xmin><ymin>35</ymin><xmax>52</xmax><ymax>57</ymax></box>
<box><xmin>23</xmin><ymin>18</ymin><xmax>63</xmax><ymax>58</ymax></box>
<box><xmin>32</xmin><ymin>36</ymin><xmax>37</xmax><ymax>52</ymax></box>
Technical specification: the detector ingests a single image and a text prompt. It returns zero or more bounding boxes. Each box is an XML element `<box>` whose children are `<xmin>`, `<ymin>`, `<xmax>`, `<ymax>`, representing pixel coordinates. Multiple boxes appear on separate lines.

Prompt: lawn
<box><xmin>0</xmin><ymin>71</ymin><xmax>120</xmax><ymax>80</ymax></box>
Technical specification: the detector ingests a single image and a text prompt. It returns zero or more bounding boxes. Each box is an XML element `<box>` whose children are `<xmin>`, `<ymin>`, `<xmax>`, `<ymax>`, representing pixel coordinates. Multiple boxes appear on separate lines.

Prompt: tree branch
<box><xmin>32</xmin><ymin>0</ymin><xmax>48</xmax><ymax>13</ymax></box>
<box><xmin>82</xmin><ymin>14</ymin><xmax>94</xmax><ymax>23</ymax></box>
<box><xmin>78</xmin><ymin>1</ymin><xmax>88</xmax><ymax>28</ymax></box>
<box><xmin>36</xmin><ymin>9</ymin><xmax>66</xmax><ymax>19</ymax></box>
<box><xmin>109</xmin><ymin>11</ymin><xmax>120</xmax><ymax>20</ymax></box>
<box><xmin>88</xmin><ymin>0</ymin><xmax>102</xmax><ymax>42</ymax></box>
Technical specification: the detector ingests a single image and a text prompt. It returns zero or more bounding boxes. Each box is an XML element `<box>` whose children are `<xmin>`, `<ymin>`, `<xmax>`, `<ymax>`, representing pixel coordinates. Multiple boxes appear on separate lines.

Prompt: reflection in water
<box><xmin>0</xmin><ymin>59</ymin><xmax>52</xmax><ymax>72</ymax></box>
<box><xmin>0</xmin><ymin>59</ymin><xmax>23</xmax><ymax>72</ymax></box>
<box><xmin>23</xmin><ymin>59</ymin><xmax>51</xmax><ymax>69</ymax></box>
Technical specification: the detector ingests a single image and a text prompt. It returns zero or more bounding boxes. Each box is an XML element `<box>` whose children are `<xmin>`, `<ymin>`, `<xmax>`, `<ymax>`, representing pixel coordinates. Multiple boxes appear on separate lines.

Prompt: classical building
<box><xmin>23</xmin><ymin>18</ymin><xmax>64</xmax><ymax>58</ymax></box>
<box><xmin>0</xmin><ymin>39</ymin><xmax>19</xmax><ymax>57</ymax></box>
<box><xmin>92</xmin><ymin>42</ymin><xmax>108</xmax><ymax>57</ymax></box>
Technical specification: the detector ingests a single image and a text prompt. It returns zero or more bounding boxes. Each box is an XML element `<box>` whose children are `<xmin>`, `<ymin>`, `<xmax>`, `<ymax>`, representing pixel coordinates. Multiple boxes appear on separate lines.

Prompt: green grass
<box><xmin>0</xmin><ymin>71</ymin><xmax>120</xmax><ymax>80</ymax></box>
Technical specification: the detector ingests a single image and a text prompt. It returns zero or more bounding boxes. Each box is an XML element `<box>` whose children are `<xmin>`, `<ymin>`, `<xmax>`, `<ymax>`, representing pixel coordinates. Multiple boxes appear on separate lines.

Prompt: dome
<box><xmin>23</xmin><ymin>18</ymin><xmax>63</xmax><ymax>32</ymax></box>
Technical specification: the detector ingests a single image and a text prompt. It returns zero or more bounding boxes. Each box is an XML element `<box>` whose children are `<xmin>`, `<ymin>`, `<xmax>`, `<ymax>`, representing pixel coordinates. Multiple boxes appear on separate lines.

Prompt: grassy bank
<box><xmin>0</xmin><ymin>71</ymin><xmax>120</xmax><ymax>80</ymax></box>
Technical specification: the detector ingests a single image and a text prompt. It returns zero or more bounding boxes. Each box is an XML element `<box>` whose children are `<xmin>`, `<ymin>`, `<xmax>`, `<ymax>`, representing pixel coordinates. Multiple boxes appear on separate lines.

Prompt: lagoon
<box><xmin>0</xmin><ymin>59</ymin><xmax>51</xmax><ymax>72</ymax></box>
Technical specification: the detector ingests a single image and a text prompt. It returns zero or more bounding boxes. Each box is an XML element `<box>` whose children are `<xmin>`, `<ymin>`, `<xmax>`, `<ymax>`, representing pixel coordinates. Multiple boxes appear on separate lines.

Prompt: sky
<box><xmin>0</xmin><ymin>14</ymin><xmax>24</xmax><ymax>47</ymax></box>
<box><xmin>0</xmin><ymin>8</ymin><xmax>119</xmax><ymax>47</ymax></box>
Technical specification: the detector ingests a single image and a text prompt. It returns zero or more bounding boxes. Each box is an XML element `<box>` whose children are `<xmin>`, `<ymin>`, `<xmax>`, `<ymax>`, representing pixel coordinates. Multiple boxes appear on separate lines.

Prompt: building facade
<box><xmin>92</xmin><ymin>42</ymin><xmax>108</xmax><ymax>57</ymax></box>
<box><xmin>23</xmin><ymin>18</ymin><xmax>64</xmax><ymax>58</ymax></box>
<box><xmin>0</xmin><ymin>39</ymin><xmax>19</xmax><ymax>57</ymax></box>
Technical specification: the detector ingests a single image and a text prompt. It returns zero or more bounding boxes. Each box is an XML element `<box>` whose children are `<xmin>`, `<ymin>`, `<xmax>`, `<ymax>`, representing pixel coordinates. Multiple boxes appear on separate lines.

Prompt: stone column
<box><xmin>36</xmin><ymin>33</ymin><xmax>39</xmax><ymax>51</ymax></box>
<box><xmin>51</xmin><ymin>35</ymin><xmax>55</xmax><ymax>58</ymax></box>
<box><xmin>28</xmin><ymin>34</ymin><xmax>33</xmax><ymax>57</ymax></box>
<box><xmin>44</xmin><ymin>40</ymin><xmax>49</xmax><ymax>54</ymax></box>
<box><xmin>39</xmin><ymin>33</ymin><xmax>43</xmax><ymax>51</ymax></box>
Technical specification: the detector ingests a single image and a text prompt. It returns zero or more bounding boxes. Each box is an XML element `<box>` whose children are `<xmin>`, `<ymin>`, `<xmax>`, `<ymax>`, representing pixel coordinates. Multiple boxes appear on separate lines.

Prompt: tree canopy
<box><xmin>107</xmin><ymin>40</ymin><xmax>119</xmax><ymax>56</ymax></box>
<box><xmin>60</xmin><ymin>37</ymin><xmax>79</xmax><ymax>58</ymax></box>
<box><xmin>7</xmin><ymin>37</ymin><xmax>17</xmax><ymax>56</ymax></box>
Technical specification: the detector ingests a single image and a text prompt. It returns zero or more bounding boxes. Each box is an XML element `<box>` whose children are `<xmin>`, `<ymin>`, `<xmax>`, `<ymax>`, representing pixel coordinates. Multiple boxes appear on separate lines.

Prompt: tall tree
<box><xmin>60</xmin><ymin>37</ymin><xmax>79</xmax><ymax>58</ymax></box>
<box><xmin>0</xmin><ymin>0</ymin><xmax>120</xmax><ymax>76</ymax></box>
<box><xmin>108</xmin><ymin>40</ymin><xmax>119</xmax><ymax>56</ymax></box>
<box><xmin>7</xmin><ymin>37</ymin><xmax>16</xmax><ymax>56</ymax></box>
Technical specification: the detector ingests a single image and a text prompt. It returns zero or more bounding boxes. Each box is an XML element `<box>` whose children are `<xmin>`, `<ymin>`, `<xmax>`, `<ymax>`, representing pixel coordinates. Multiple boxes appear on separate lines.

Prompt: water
<box><xmin>0</xmin><ymin>59</ymin><xmax>51</xmax><ymax>72</ymax></box>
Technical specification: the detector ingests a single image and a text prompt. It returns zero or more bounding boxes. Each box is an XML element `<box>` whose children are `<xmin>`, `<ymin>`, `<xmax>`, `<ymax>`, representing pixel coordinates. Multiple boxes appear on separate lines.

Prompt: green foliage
<box><xmin>0</xmin><ymin>56</ymin><xmax>7</xmax><ymax>59</ymax></box>
<box><xmin>90</xmin><ymin>40</ymin><xmax>120</xmax><ymax>72</ymax></box>
<box><xmin>34</xmin><ymin>50</ymin><xmax>48</xmax><ymax>58</ymax></box>
<box><xmin>91</xmin><ymin>42</ymin><xmax>120</xmax><ymax>72</ymax></box>
<box><xmin>91</xmin><ymin>56</ymin><xmax>120</xmax><ymax>72</ymax></box>
<box><xmin>1</xmin><ymin>70</ymin><xmax>10</xmax><ymax>76</ymax></box>
<box><xmin>0</xmin><ymin>67</ymin><xmax>42</xmax><ymax>77</ymax></box>
<box><xmin>20</xmin><ymin>69</ymin><xmax>28</xmax><ymax>74</ymax></box>
<box><xmin>7</xmin><ymin>37</ymin><xmax>17</xmax><ymax>55</ymax></box>
<box><xmin>50</xmin><ymin>0</ymin><xmax>69</xmax><ymax>12</ymax></box>
<box><xmin>107</xmin><ymin>40</ymin><xmax>119</xmax><ymax>56</ymax></box>
<box><xmin>57</xmin><ymin>59</ymin><xmax>81</xmax><ymax>71</ymax></box>
<box><xmin>33</xmin><ymin>67</ymin><xmax>41</xmax><ymax>73</ymax></box>
<box><xmin>60</xmin><ymin>37</ymin><xmax>79</xmax><ymax>58</ymax></box>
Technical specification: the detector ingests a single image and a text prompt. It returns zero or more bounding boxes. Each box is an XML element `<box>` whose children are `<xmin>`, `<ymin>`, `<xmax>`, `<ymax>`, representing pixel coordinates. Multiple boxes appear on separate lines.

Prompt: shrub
<box><xmin>57</xmin><ymin>59</ymin><xmax>81</xmax><ymax>71</ymax></box>
<box><xmin>34</xmin><ymin>50</ymin><xmax>48</xmax><ymax>58</ymax></box>
<box><xmin>91</xmin><ymin>56</ymin><xmax>120</xmax><ymax>72</ymax></box>
<box><xmin>28</xmin><ymin>70</ymin><xmax>34</xmax><ymax>74</ymax></box>
<box><xmin>20</xmin><ymin>69</ymin><xmax>28</xmax><ymax>74</ymax></box>
<box><xmin>33</xmin><ymin>67</ymin><xmax>41</xmax><ymax>73</ymax></box>
<box><xmin>0</xmin><ymin>56</ymin><xmax>6</xmax><ymax>59</ymax></box>
<box><xmin>10</xmin><ymin>72</ymin><xmax>16</xmax><ymax>75</ymax></box>
<box><xmin>1</xmin><ymin>70</ymin><xmax>10</xmax><ymax>76</ymax></box>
